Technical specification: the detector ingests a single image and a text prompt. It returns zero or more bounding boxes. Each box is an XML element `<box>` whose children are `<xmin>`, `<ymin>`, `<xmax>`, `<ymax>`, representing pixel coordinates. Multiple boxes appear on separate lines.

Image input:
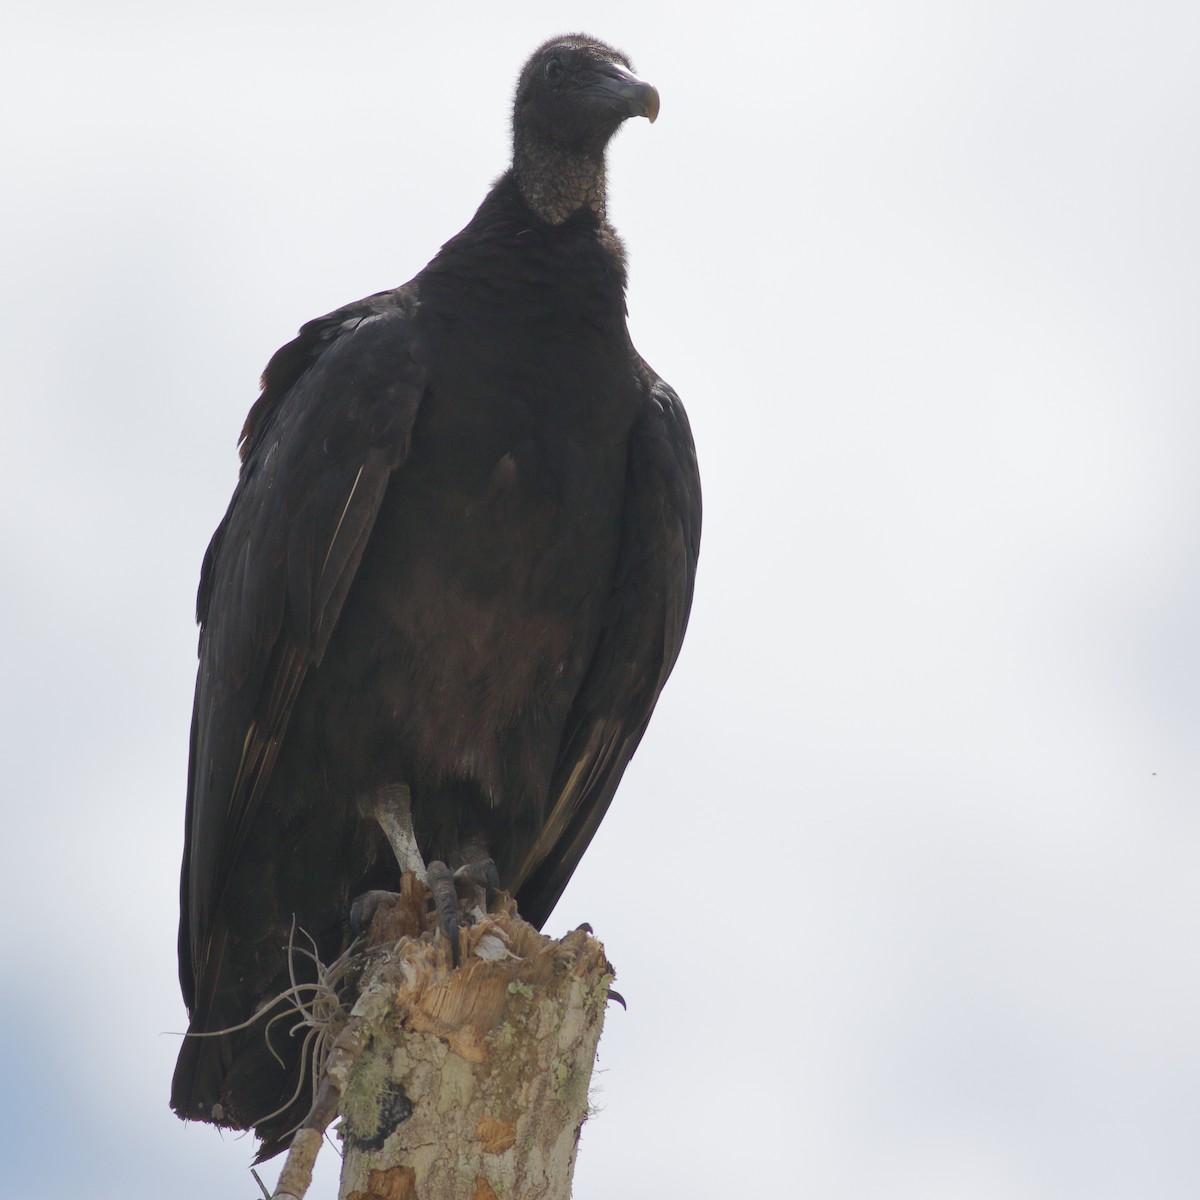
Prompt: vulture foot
<box><xmin>348</xmin><ymin>889</ymin><xmax>399</xmax><ymax>937</ymax></box>
<box><xmin>426</xmin><ymin>858</ymin><xmax>500</xmax><ymax>965</ymax></box>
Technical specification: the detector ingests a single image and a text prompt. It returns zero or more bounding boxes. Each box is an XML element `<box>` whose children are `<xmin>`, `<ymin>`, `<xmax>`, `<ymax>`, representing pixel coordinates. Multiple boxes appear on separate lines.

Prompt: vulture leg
<box><xmin>361</xmin><ymin>786</ymin><xmax>499</xmax><ymax>961</ymax></box>
<box><xmin>348</xmin><ymin>785</ymin><xmax>427</xmax><ymax>936</ymax></box>
<box><xmin>369</xmin><ymin>784</ymin><xmax>426</xmax><ymax>878</ymax></box>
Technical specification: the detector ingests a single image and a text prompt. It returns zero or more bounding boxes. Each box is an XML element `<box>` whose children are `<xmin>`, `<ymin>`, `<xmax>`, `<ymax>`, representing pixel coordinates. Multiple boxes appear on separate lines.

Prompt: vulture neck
<box><xmin>513</xmin><ymin>132</ymin><xmax>610</xmax><ymax>226</ymax></box>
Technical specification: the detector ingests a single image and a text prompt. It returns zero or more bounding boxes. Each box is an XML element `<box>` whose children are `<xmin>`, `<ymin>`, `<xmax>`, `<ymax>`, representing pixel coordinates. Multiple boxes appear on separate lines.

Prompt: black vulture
<box><xmin>171</xmin><ymin>33</ymin><xmax>701</xmax><ymax>1158</ymax></box>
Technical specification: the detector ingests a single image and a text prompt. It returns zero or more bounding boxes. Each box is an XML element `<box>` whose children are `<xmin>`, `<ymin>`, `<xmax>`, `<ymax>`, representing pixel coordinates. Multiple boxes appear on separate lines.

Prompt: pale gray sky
<box><xmin>3</xmin><ymin>2</ymin><xmax>1199</xmax><ymax>1197</ymax></box>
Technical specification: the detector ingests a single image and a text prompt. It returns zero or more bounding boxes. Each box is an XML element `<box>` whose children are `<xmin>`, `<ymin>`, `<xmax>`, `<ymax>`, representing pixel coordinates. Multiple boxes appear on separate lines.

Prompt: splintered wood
<box><xmin>271</xmin><ymin>879</ymin><xmax>613</xmax><ymax>1200</ymax></box>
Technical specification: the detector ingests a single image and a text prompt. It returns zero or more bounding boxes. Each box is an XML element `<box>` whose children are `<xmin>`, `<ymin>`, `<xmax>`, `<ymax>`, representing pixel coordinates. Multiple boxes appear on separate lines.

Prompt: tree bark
<box><xmin>270</xmin><ymin>877</ymin><xmax>614</xmax><ymax>1200</ymax></box>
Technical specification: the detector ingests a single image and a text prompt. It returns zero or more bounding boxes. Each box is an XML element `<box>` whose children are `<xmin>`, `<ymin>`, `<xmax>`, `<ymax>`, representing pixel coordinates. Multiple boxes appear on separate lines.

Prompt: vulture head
<box><xmin>512</xmin><ymin>34</ymin><xmax>660</xmax><ymax>224</ymax></box>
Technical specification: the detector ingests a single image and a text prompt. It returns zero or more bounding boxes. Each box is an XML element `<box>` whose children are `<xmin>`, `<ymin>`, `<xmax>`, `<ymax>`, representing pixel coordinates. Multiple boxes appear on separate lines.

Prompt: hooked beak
<box><xmin>594</xmin><ymin>62</ymin><xmax>661</xmax><ymax>124</ymax></box>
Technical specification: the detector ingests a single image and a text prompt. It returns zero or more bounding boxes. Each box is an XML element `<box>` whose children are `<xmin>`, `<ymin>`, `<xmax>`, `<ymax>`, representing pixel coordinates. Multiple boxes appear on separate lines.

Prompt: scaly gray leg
<box><xmin>362</xmin><ymin>785</ymin><xmax>499</xmax><ymax>963</ymax></box>
<box><xmin>350</xmin><ymin>785</ymin><xmax>429</xmax><ymax>935</ymax></box>
<box><xmin>369</xmin><ymin>784</ymin><xmax>426</xmax><ymax>879</ymax></box>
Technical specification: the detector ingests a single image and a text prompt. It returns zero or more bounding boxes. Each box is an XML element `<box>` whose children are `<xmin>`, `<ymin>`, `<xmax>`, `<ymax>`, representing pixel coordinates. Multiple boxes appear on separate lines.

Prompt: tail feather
<box><xmin>170</xmin><ymin>993</ymin><xmax>311</xmax><ymax>1161</ymax></box>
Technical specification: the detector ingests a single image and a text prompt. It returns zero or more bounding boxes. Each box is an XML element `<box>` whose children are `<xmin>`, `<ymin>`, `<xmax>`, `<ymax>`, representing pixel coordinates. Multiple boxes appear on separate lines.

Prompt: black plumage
<box><xmin>171</xmin><ymin>34</ymin><xmax>700</xmax><ymax>1157</ymax></box>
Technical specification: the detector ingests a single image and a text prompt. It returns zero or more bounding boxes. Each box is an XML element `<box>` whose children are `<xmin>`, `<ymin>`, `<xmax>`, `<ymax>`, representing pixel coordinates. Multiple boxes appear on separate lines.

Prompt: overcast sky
<box><xmin>3</xmin><ymin>2</ymin><xmax>1199</xmax><ymax>1197</ymax></box>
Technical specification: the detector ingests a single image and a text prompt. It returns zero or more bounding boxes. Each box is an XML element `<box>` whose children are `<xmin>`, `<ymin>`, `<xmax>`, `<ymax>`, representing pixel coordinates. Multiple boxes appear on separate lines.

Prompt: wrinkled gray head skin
<box><xmin>511</xmin><ymin>34</ymin><xmax>659</xmax><ymax>224</ymax></box>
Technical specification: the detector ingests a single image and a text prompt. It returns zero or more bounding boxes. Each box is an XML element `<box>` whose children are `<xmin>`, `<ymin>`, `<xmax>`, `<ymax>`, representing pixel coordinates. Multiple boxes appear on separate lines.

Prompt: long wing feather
<box><xmin>178</xmin><ymin>297</ymin><xmax>425</xmax><ymax>1007</ymax></box>
<box><xmin>514</xmin><ymin>377</ymin><xmax>701</xmax><ymax>929</ymax></box>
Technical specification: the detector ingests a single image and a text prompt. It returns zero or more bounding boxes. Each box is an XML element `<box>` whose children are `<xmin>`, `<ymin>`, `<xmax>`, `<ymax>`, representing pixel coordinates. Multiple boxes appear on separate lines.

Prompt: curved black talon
<box><xmin>426</xmin><ymin>860</ymin><xmax>461</xmax><ymax>964</ymax></box>
<box><xmin>606</xmin><ymin>988</ymin><xmax>627</xmax><ymax>1009</ymax></box>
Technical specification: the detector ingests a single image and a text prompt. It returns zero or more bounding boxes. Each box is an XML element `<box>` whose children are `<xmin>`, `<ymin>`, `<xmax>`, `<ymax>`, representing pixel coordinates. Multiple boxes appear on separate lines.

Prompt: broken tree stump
<box><xmin>271</xmin><ymin>876</ymin><xmax>614</xmax><ymax>1200</ymax></box>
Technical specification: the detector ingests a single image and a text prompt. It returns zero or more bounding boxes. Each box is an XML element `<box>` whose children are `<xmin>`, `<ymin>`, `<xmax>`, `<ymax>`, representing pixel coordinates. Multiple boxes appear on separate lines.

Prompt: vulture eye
<box><xmin>544</xmin><ymin>58</ymin><xmax>563</xmax><ymax>83</ymax></box>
